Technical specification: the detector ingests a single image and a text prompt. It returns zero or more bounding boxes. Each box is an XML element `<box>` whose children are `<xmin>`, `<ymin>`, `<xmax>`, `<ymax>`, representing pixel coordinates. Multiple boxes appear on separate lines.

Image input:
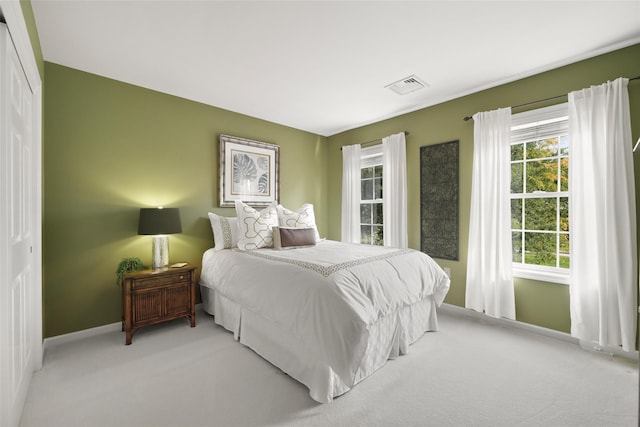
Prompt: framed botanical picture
<box><xmin>219</xmin><ymin>134</ymin><xmax>280</xmax><ymax>207</ymax></box>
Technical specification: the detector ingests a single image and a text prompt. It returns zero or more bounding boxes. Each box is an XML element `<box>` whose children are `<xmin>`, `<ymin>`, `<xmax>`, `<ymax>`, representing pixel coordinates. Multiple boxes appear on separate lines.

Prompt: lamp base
<box><xmin>151</xmin><ymin>235</ymin><xmax>169</xmax><ymax>270</ymax></box>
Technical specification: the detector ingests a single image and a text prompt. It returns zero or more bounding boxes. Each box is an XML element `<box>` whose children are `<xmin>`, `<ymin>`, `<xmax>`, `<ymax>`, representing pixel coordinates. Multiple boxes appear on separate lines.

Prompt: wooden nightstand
<box><xmin>121</xmin><ymin>265</ymin><xmax>197</xmax><ymax>345</ymax></box>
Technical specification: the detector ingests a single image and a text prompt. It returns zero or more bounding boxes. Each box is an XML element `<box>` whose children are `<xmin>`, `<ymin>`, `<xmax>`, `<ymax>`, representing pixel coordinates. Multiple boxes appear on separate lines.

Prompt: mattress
<box><xmin>199</xmin><ymin>240</ymin><xmax>450</xmax><ymax>403</ymax></box>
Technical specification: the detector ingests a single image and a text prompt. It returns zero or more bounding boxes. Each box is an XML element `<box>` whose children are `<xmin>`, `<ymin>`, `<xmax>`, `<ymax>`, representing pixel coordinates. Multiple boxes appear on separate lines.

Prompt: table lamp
<box><xmin>138</xmin><ymin>207</ymin><xmax>182</xmax><ymax>269</ymax></box>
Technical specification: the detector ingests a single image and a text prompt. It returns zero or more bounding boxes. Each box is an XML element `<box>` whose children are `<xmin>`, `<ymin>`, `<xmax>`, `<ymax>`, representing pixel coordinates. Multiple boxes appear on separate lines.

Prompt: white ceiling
<box><xmin>31</xmin><ymin>1</ymin><xmax>640</xmax><ymax>137</ymax></box>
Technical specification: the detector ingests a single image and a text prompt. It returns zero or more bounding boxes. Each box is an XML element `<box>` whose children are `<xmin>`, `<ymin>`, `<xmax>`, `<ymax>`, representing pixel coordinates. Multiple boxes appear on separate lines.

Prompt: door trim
<box><xmin>0</xmin><ymin>2</ymin><xmax>41</xmax><ymax>91</ymax></box>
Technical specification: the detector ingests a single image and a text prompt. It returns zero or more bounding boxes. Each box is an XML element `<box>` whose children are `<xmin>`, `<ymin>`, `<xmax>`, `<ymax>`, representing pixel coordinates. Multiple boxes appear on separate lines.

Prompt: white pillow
<box><xmin>207</xmin><ymin>213</ymin><xmax>239</xmax><ymax>251</ymax></box>
<box><xmin>235</xmin><ymin>200</ymin><xmax>278</xmax><ymax>250</ymax></box>
<box><xmin>276</xmin><ymin>203</ymin><xmax>320</xmax><ymax>242</ymax></box>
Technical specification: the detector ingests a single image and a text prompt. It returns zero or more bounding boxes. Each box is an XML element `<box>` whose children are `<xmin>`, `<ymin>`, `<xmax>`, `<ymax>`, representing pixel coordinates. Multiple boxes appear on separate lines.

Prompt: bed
<box><xmin>199</xmin><ymin>211</ymin><xmax>450</xmax><ymax>403</ymax></box>
<box><xmin>200</xmin><ymin>201</ymin><xmax>449</xmax><ymax>403</ymax></box>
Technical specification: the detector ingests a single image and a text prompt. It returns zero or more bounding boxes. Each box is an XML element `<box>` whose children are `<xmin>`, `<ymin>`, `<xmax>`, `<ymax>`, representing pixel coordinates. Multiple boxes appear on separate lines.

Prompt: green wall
<box><xmin>326</xmin><ymin>44</ymin><xmax>640</xmax><ymax>335</ymax></box>
<box><xmin>43</xmin><ymin>63</ymin><xmax>327</xmax><ymax>337</ymax></box>
<box><xmin>43</xmin><ymin>44</ymin><xmax>639</xmax><ymax>339</ymax></box>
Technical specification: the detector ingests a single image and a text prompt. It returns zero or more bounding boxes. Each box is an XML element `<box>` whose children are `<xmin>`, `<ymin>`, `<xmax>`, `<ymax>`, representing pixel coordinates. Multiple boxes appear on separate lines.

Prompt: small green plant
<box><xmin>115</xmin><ymin>257</ymin><xmax>144</xmax><ymax>285</ymax></box>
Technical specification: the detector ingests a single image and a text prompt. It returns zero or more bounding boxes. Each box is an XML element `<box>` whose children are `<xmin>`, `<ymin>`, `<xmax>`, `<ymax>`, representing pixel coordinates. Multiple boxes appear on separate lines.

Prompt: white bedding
<box><xmin>199</xmin><ymin>240</ymin><xmax>450</xmax><ymax>402</ymax></box>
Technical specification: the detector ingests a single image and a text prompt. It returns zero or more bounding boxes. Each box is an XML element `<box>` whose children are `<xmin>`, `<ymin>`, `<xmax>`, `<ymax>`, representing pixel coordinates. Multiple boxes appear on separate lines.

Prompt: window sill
<box><xmin>513</xmin><ymin>265</ymin><xmax>570</xmax><ymax>285</ymax></box>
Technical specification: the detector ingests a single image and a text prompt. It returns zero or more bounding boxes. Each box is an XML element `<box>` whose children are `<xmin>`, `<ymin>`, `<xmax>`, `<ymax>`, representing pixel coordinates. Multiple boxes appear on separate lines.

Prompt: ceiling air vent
<box><xmin>385</xmin><ymin>75</ymin><xmax>428</xmax><ymax>95</ymax></box>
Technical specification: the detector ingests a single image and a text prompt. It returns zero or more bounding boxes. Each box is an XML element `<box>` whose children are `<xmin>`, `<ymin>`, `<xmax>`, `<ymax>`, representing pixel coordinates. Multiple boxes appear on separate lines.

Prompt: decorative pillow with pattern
<box><xmin>235</xmin><ymin>200</ymin><xmax>278</xmax><ymax>250</ymax></box>
<box><xmin>207</xmin><ymin>213</ymin><xmax>239</xmax><ymax>251</ymax></box>
<box><xmin>276</xmin><ymin>203</ymin><xmax>320</xmax><ymax>242</ymax></box>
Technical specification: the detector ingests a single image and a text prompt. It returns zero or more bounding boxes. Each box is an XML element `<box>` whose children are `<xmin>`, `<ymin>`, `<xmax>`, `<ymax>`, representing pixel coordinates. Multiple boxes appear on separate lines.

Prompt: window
<box><xmin>360</xmin><ymin>145</ymin><xmax>383</xmax><ymax>245</ymax></box>
<box><xmin>510</xmin><ymin>103</ymin><xmax>570</xmax><ymax>284</ymax></box>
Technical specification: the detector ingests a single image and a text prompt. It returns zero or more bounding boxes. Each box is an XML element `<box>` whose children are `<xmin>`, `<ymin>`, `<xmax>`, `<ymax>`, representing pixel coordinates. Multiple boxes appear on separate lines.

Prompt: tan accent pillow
<box><xmin>273</xmin><ymin>226</ymin><xmax>317</xmax><ymax>250</ymax></box>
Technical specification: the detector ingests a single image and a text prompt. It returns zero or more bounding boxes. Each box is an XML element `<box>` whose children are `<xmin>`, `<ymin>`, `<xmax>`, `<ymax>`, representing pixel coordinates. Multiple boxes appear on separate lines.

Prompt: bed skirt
<box><xmin>199</xmin><ymin>284</ymin><xmax>439</xmax><ymax>403</ymax></box>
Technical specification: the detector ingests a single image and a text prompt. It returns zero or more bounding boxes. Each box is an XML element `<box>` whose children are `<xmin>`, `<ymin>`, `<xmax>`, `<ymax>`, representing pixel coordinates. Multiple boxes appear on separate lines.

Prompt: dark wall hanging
<box><xmin>420</xmin><ymin>140</ymin><xmax>459</xmax><ymax>260</ymax></box>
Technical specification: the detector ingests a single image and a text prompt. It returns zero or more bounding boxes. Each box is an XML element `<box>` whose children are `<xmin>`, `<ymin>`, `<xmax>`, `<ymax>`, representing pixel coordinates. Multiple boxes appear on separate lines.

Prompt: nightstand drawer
<box><xmin>132</xmin><ymin>272</ymin><xmax>192</xmax><ymax>290</ymax></box>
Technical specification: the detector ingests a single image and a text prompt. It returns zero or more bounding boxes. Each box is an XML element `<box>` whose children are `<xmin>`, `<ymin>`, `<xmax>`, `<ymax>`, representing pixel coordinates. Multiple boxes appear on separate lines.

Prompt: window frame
<box><xmin>510</xmin><ymin>103</ymin><xmax>570</xmax><ymax>285</ymax></box>
<box><xmin>359</xmin><ymin>145</ymin><xmax>384</xmax><ymax>245</ymax></box>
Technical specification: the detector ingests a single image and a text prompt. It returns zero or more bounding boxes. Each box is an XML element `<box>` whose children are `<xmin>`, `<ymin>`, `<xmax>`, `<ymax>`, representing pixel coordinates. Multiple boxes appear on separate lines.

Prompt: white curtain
<box><xmin>568</xmin><ymin>78</ymin><xmax>637</xmax><ymax>352</ymax></box>
<box><xmin>466</xmin><ymin>107</ymin><xmax>516</xmax><ymax>319</ymax></box>
<box><xmin>382</xmin><ymin>132</ymin><xmax>408</xmax><ymax>248</ymax></box>
<box><xmin>341</xmin><ymin>144</ymin><xmax>361</xmax><ymax>243</ymax></box>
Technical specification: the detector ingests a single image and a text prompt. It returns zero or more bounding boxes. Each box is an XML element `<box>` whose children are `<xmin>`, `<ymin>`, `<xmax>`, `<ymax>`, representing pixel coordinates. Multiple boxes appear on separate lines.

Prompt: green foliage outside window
<box><xmin>511</xmin><ymin>136</ymin><xmax>570</xmax><ymax>269</ymax></box>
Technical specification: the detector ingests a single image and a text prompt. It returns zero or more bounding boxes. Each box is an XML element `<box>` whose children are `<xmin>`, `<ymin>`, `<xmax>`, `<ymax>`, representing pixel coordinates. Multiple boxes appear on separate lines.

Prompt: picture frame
<box><xmin>219</xmin><ymin>134</ymin><xmax>280</xmax><ymax>208</ymax></box>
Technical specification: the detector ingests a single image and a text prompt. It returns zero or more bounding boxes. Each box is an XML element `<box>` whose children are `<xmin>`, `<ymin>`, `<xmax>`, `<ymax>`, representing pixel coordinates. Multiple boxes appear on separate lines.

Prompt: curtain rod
<box><xmin>340</xmin><ymin>131</ymin><xmax>410</xmax><ymax>150</ymax></box>
<box><xmin>462</xmin><ymin>75</ymin><xmax>640</xmax><ymax>121</ymax></box>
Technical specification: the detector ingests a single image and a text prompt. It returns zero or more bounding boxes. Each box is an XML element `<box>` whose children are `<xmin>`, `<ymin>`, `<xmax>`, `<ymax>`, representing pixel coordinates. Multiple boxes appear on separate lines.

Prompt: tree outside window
<box><xmin>511</xmin><ymin>134</ymin><xmax>569</xmax><ymax>270</ymax></box>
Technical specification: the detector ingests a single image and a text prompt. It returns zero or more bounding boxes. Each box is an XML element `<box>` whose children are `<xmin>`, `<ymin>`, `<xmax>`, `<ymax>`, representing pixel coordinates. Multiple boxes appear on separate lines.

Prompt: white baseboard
<box><xmin>43</xmin><ymin>321</ymin><xmax>122</xmax><ymax>353</ymax></box>
<box><xmin>440</xmin><ymin>303</ymin><xmax>639</xmax><ymax>361</ymax></box>
<box><xmin>43</xmin><ymin>304</ymin><xmax>204</xmax><ymax>354</ymax></box>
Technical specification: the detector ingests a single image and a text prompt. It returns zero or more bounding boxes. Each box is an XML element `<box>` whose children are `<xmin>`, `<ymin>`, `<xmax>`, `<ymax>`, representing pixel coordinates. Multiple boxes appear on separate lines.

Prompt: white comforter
<box><xmin>200</xmin><ymin>240</ymin><xmax>450</xmax><ymax>391</ymax></box>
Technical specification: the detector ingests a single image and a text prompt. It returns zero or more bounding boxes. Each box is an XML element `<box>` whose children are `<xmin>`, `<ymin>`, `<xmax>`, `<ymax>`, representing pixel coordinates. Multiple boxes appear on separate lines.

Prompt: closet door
<box><xmin>0</xmin><ymin>22</ymin><xmax>35</xmax><ymax>427</ymax></box>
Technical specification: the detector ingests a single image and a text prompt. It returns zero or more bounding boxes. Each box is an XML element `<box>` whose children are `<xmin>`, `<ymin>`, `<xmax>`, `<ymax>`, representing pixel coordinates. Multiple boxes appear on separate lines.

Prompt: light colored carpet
<box><xmin>20</xmin><ymin>307</ymin><xmax>638</xmax><ymax>427</ymax></box>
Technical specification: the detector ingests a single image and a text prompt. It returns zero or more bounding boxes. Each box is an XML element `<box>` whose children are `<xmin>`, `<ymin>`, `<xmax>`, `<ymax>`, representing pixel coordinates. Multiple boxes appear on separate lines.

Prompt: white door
<box><xmin>0</xmin><ymin>22</ymin><xmax>35</xmax><ymax>427</ymax></box>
